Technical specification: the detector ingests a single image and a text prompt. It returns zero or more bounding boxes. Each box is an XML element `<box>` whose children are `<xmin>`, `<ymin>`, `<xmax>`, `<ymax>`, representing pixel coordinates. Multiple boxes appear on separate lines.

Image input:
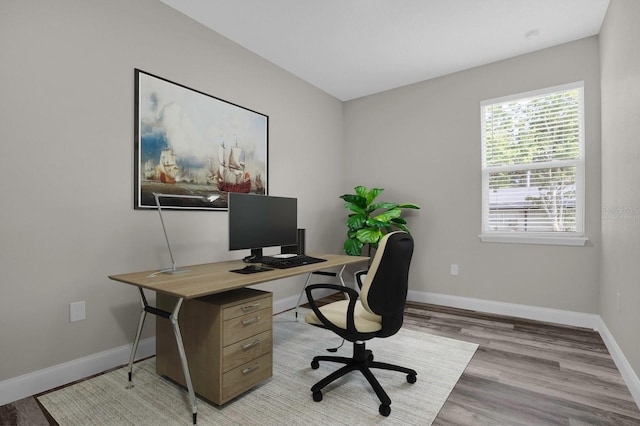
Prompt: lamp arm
<box><xmin>151</xmin><ymin>192</ymin><xmax>219</xmax><ymax>275</ymax></box>
<box><xmin>154</xmin><ymin>193</ymin><xmax>177</xmax><ymax>272</ymax></box>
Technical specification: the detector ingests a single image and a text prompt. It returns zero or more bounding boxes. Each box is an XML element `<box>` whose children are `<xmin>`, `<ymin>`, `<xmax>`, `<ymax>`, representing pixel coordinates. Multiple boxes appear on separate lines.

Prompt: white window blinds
<box><xmin>481</xmin><ymin>82</ymin><xmax>585</xmax><ymax>242</ymax></box>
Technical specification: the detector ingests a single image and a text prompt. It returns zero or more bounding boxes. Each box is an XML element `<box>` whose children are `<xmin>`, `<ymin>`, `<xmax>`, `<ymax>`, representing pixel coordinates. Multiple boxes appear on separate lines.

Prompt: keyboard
<box><xmin>261</xmin><ymin>255</ymin><xmax>327</xmax><ymax>269</ymax></box>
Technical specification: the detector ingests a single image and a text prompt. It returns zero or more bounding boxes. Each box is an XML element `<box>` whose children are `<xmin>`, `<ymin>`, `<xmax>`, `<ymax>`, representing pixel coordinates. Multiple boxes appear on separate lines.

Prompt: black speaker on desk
<box><xmin>281</xmin><ymin>228</ymin><xmax>305</xmax><ymax>255</ymax></box>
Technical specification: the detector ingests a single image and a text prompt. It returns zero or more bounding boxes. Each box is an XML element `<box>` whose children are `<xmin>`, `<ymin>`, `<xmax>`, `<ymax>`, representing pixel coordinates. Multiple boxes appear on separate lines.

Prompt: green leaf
<box><xmin>394</xmin><ymin>223</ymin><xmax>410</xmax><ymax>233</ymax></box>
<box><xmin>398</xmin><ymin>203</ymin><xmax>421</xmax><ymax>209</ymax></box>
<box><xmin>343</xmin><ymin>238</ymin><xmax>363</xmax><ymax>256</ymax></box>
<box><xmin>356</xmin><ymin>228</ymin><xmax>383</xmax><ymax>244</ymax></box>
<box><xmin>365</xmin><ymin>218</ymin><xmax>388</xmax><ymax>229</ymax></box>
<box><xmin>344</xmin><ymin>202</ymin><xmax>365</xmax><ymax>214</ymax></box>
<box><xmin>391</xmin><ymin>217</ymin><xmax>407</xmax><ymax>225</ymax></box>
<box><xmin>366</xmin><ymin>188</ymin><xmax>384</xmax><ymax>205</ymax></box>
<box><xmin>340</xmin><ymin>194</ymin><xmax>367</xmax><ymax>209</ymax></box>
<box><xmin>368</xmin><ymin>202</ymin><xmax>398</xmax><ymax>212</ymax></box>
<box><xmin>354</xmin><ymin>186</ymin><xmax>368</xmax><ymax>198</ymax></box>
<box><xmin>372</xmin><ymin>208</ymin><xmax>401</xmax><ymax>222</ymax></box>
<box><xmin>346</xmin><ymin>214</ymin><xmax>366</xmax><ymax>230</ymax></box>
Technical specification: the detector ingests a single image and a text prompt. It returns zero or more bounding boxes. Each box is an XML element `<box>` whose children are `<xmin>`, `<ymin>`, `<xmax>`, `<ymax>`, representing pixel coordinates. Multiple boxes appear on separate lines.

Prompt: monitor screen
<box><xmin>228</xmin><ymin>193</ymin><xmax>298</xmax><ymax>261</ymax></box>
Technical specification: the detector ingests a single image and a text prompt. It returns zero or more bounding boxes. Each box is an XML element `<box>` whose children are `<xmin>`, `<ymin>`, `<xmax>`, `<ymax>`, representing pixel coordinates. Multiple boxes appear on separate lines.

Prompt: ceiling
<box><xmin>159</xmin><ymin>0</ymin><xmax>610</xmax><ymax>101</ymax></box>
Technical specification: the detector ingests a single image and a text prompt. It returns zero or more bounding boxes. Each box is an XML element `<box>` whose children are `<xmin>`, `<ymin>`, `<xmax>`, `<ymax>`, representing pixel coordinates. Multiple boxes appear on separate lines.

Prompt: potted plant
<box><xmin>340</xmin><ymin>186</ymin><xmax>420</xmax><ymax>256</ymax></box>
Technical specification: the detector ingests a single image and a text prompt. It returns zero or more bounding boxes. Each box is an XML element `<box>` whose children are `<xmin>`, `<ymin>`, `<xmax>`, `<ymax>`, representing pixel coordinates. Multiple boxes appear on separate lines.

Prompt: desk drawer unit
<box><xmin>156</xmin><ymin>288</ymin><xmax>273</xmax><ymax>405</ymax></box>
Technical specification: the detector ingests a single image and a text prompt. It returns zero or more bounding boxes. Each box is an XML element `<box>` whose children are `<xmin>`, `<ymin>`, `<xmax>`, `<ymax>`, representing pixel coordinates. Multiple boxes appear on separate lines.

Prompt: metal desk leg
<box><xmin>295</xmin><ymin>265</ymin><xmax>347</xmax><ymax>320</ymax></box>
<box><xmin>126</xmin><ymin>288</ymin><xmax>148</xmax><ymax>388</ymax></box>
<box><xmin>169</xmin><ymin>298</ymin><xmax>198</xmax><ymax>425</ymax></box>
<box><xmin>337</xmin><ymin>265</ymin><xmax>346</xmax><ymax>287</ymax></box>
<box><xmin>125</xmin><ymin>288</ymin><xmax>198</xmax><ymax>424</ymax></box>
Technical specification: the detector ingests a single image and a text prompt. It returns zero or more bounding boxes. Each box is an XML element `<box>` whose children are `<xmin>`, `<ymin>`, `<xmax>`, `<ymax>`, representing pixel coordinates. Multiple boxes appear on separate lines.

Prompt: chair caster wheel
<box><xmin>313</xmin><ymin>391</ymin><xmax>323</xmax><ymax>402</ymax></box>
<box><xmin>379</xmin><ymin>404</ymin><xmax>391</xmax><ymax>416</ymax></box>
<box><xmin>311</xmin><ymin>360</ymin><xmax>319</xmax><ymax>369</ymax></box>
<box><xmin>407</xmin><ymin>373</ymin><xmax>417</xmax><ymax>384</ymax></box>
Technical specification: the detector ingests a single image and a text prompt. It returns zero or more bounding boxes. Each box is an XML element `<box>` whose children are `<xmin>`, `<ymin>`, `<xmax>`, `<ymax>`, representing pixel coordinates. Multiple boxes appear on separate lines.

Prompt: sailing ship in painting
<box><xmin>158</xmin><ymin>149</ymin><xmax>179</xmax><ymax>183</ymax></box>
<box><xmin>143</xmin><ymin>149</ymin><xmax>180</xmax><ymax>184</ymax></box>
<box><xmin>209</xmin><ymin>141</ymin><xmax>252</xmax><ymax>193</ymax></box>
<box><xmin>143</xmin><ymin>141</ymin><xmax>262</xmax><ymax>194</ymax></box>
<box><xmin>254</xmin><ymin>174</ymin><xmax>265</xmax><ymax>194</ymax></box>
<box><xmin>143</xmin><ymin>159</ymin><xmax>156</xmax><ymax>180</ymax></box>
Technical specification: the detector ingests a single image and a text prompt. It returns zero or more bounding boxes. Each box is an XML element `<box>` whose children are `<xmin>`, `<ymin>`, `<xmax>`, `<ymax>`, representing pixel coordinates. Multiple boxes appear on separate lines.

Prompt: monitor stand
<box><xmin>243</xmin><ymin>248</ymin><xmax>264</xmax><ymax>263</ymax></box>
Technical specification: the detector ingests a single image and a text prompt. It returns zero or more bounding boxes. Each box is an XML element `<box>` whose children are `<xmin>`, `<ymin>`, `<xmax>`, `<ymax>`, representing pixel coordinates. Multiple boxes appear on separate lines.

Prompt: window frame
<box><xmin>479</xmin><ymin>81</ymin><xmax>587</xmax><ymax>246</ymax></box>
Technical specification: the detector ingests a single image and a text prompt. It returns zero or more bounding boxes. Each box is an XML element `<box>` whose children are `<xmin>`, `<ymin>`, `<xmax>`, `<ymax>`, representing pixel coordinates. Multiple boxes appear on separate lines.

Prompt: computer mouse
<box><xmin>244</xmin><ymin>265</ymin><xmax>262</xmax><ymax>271</ymax></box>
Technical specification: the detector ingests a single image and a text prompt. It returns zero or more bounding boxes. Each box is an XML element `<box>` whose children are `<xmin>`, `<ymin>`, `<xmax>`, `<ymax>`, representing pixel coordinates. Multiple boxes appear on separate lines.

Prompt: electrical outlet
<box><xmin>450</xmin><ymin>264</ymin><xmax>459</xmax><ymax>276</ymax></box>
<box><xmin>70</xmin><ymin>301</ymin><xmax>86</xmax><ymax>322</ymax></box>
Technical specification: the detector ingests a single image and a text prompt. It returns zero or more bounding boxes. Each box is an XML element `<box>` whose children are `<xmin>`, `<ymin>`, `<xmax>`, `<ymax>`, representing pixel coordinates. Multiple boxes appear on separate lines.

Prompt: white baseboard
<box><xmin>0</xmin><ymin>337</ymin><xmax>155</xmax><ymax>406</ymax></box>
<box><xmin>0</xmin><ymin>289</ymin><xmax>330</xmax><ymax>406</ymax></box>
<box><xmin>408</xmin><ymin>290</ymin><xmax>602</xmax><ymax>329</ymax></box>
<box><xmin>595</xmin><ymin>317</ymin><xmax>640</xmax><ymax>407</ymax></box>
<box><xmin>408</xmin><ymin>290</ymin><xmax>640</xmax><ymax>409</ymax></box>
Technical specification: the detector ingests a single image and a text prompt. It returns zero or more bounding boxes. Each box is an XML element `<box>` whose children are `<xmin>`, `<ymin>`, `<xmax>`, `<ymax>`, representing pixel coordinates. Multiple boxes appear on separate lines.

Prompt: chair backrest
<box><xmin>360</xmin><ymin>231</ymin><xmax>414</xmax><ymax>337</ymax></box>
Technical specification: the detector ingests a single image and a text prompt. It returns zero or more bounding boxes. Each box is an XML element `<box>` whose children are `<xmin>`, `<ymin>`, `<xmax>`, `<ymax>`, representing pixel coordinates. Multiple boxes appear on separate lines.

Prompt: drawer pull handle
<box><xmin>242</xmin><ymin>364</ymin><xmax>260</xmax><ymax>375</ymax></box>
<box><xmin>242</xmin><ymin>339</ymin><xmax>261</xmax><ymax>351</ymax></box>
<box><xmin>241</xmin><ymin>303</ymin><xmax>261</xmax><ymax>312</ymax></box>
<box><xmin>242</xmin><ymin>316</ymin><xmax>260</xmax><ymax>326</ymax></box>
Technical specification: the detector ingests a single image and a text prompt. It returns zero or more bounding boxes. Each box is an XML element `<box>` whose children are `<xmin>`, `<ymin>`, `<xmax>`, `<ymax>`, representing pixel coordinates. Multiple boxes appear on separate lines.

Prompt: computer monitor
<box><xmin>228</xmin><ymin>193</ymin><xmax>298</xmax><ymax>262</ymax></box>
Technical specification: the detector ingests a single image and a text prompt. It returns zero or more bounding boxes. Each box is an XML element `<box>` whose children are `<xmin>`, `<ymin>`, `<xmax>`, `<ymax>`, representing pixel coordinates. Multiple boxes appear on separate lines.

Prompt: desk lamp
<box><xmin>153</xmin><ymin>192</ymin><xmax>220</xmax><ymax>275</ymax></box>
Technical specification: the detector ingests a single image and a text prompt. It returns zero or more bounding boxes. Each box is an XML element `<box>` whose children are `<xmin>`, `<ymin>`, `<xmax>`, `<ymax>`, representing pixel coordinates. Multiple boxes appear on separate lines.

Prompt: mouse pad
<box><xmin>230</xmin><ymin>267</ymin><xmax>271</xmax><ymax>274</ymax></box>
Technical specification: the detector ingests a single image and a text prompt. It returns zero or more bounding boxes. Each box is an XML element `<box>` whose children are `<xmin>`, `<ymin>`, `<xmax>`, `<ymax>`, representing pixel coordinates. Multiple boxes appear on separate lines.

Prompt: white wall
<box><xmin>599</xmin><ymin>0</ymin><xmax>640</xmax><ymax>379</ymax></box>
<box><xmin>344</xmin><ymin>37</ymin><xmax>602</xmax><ymax>313</ymax></box>
<box><xmin>0</xmin><ymin>0</ymin><xmax>345</xmax><ymax>382</ymax></box>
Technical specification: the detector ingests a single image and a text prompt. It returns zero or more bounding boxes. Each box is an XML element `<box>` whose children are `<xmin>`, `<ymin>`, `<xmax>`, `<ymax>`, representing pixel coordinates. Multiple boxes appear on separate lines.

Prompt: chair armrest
<box><xmin>354</xmin><ymin>269</ymin><xmax>368</xmax><ymax>290</ymax></box>
<box><xmin>305</xmin><ymin>283</ymin><xmax>360</xmax><ymax>335</ymax></box>
<box><xmin>305</xmin><ymin>283</ymin><xmax>359</xmax><ymax>305</ymax></box>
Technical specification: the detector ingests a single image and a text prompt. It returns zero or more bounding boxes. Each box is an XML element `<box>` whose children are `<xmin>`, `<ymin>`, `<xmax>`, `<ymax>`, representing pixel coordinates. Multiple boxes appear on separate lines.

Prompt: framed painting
<box><xmin>134</xmin><ymin>69</ymin><xmax>268</xmax><ymax>210</ymax></box>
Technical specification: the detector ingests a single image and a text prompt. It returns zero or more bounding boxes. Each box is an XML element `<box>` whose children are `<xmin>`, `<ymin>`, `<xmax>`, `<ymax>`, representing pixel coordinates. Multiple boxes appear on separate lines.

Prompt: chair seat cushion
<box><xmin>305</xmin><ymin>300</ymin><xmax>383</xmax><ymax>333</ymax></box>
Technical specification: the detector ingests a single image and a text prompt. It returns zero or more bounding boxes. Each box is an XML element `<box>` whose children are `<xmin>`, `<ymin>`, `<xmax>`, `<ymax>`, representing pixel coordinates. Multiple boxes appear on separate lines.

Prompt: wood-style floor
<box><xmin>404</xmin><ymin>301</ymin><xmax>640</xmax><ymax>425</ymax></box>
<box><xmin>1</xmin><ymin>300</ymin><xmax>639</xmax><ymax>425</ymax></box>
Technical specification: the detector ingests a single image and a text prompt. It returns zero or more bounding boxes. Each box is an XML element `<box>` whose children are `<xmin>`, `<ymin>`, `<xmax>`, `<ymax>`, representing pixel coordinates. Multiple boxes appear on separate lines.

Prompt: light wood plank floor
<box><xmin>1</xmin><ymin>300</ymin><xmax>639</xmax><ymax>425</ymax></box>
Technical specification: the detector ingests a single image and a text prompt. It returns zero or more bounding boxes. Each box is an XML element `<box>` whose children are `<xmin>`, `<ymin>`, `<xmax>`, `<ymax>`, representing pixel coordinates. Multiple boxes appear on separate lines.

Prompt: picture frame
<box><xmin>134</xmin><ymin>69</ymin><xmax>268</xmax><ymax>210</ymax></box>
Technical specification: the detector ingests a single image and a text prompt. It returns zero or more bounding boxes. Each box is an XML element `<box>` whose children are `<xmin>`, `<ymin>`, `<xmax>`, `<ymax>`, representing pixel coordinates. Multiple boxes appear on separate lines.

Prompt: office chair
<box><xmin>304</xmin><ymin>231</ymin><xmax>416</xmax><ymax>416</ymax></box>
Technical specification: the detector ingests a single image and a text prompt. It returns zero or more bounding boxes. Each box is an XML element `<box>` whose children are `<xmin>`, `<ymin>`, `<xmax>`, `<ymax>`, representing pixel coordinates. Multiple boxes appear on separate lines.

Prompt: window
<box><xmin>480</xmin><ymin>82</ymin><xmax>586</xmax><ymax>246</ymax></box>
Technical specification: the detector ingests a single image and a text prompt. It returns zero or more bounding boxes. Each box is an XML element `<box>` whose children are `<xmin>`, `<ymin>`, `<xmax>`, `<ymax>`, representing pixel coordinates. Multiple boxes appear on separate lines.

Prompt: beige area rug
<box><xmin>39</xmin><ymin>309</ymin><xmax>477</xmax><ymax>425</ymax></box>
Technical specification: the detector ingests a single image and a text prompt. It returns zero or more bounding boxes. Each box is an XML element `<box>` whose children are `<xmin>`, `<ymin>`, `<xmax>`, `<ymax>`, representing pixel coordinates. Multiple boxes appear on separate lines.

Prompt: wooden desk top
<box><xmin>108</xmin><ymin>254</ymin><xmax>368</xmax><ymax>299</ymax></box>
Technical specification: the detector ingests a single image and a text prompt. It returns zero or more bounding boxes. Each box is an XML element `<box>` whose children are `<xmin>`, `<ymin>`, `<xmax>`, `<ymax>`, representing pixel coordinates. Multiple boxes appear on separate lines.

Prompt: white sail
<box><xmin>159</xmin><ymin>149</ymin><xmax>179</xmax><ymax>177</ymax></box>
<box><xmin>217</xmin><ymin>144</ymin><xmax>226</xmax><ymax>166</ymax></box>
<box><xmin>144</xmin><ymin>159</ymin><xmax>156</xmax><ymax>179</ymax></box>
<box><xmin>217</xmin><ymin>165</ymin><xmax>225</xmax><ymax>181</ymax></box>
<box><xmin>214</xmin><ymin>139</ymin><xmax>252</xmax><ymax>192</ymax></box>
<box><xmin>228</xmin><ymin>146</ymin><xmax>245</xmax><ymax>175</ymax></box>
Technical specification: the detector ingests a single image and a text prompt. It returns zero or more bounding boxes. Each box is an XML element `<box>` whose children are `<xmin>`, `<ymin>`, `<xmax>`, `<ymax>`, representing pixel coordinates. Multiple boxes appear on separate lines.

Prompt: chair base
<box><xmin>310</xmin><ymin>341</ymin><xmax>417</xmax><ymax>416</ymax></box>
